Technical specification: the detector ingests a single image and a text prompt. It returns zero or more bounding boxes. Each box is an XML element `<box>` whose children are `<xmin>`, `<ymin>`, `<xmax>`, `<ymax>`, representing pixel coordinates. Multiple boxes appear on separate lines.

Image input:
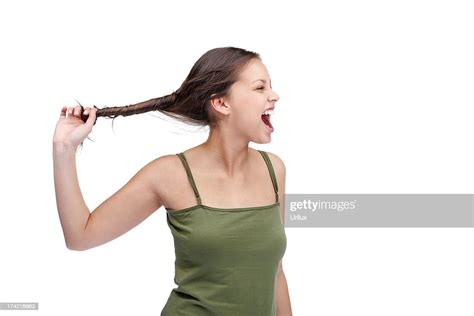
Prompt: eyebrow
<box><xmin>252</xmin><ymin>79</ymin><xmax>272</xmax><ymax>85</ymax></box>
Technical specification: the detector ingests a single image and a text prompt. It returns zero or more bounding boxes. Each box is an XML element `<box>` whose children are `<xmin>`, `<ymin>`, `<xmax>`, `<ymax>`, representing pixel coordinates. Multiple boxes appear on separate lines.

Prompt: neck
<box><xmin>201</xmin><ymin>125</ymin><xmax>251</xmax><ymax>178</ymax></box>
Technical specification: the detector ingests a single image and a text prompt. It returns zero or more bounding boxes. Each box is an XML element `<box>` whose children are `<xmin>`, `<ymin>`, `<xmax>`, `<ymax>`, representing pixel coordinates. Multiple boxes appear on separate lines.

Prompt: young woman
<box><xmin>53</xmin><ymin>46</ymin><xmax>292</xmax><ymax>315</ymax></box>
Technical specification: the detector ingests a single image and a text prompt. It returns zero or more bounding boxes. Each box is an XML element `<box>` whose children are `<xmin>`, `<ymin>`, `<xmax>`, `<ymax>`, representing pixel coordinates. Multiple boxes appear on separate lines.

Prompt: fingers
<box><xmin>68</xmin><ymin>106</ymin><xmax>76</xmax><ymax>117</ymax></box>
<box><xmin>60</xmin><ymin>105</ymin><xmax>98</xmax><ymax>126</ymax></box>
<box><xmin>60</xmin><ymin>106</ymin><xmax>67</xmax><ymax>118</ymax></box>
<box><xmin>60</xmin><ymin>106</ymin><xmax>74</xmax><ymax>119</ymax></box>
<box><xmin>62</xmin><ymin>105</ymin><xmax>92</xmax><ymax>118</ymax></box>
<box><xmin>73</xmin><ymin>106</ymin><xmax>82</xmax><ymax>117</ymax></box>
<box><xmin>85</xmin><ymin>106</ymin><xmax>98</xmax><ymax>126</ymax></box>
<box><xmin>62</xmin><ymin>106</ymin><xmax>77</xmax><ymax>118</ymax></box>
<box><xmin>82</xmin><ymin>106</ymin><xmax>96</xmax><ymax>118</ymax></box>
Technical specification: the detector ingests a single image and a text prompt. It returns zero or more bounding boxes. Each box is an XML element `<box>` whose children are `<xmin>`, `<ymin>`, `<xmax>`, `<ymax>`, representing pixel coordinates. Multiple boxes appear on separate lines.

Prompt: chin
<box><xmin>251</xmin><ymin>135</ymin><xmax>272</xmax><ymax>144</ymax></box>
<box><xmin>247</xmin><ymin>123</ymin><xmax>273</xmax><ymax>144</ymax></box>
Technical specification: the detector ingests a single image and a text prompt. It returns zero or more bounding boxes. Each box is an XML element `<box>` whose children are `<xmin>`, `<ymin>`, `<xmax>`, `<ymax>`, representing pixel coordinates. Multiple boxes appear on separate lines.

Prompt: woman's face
<box><xmin>222</xmin><ymin>58</ymin><xmax>280</xmax><ymax>144</ymax></box>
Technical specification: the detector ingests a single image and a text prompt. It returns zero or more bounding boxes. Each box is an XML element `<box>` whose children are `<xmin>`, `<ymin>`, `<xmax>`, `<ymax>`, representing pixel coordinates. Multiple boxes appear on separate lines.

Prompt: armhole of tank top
<box><xmin>257</xmin><ymin>150</ymin><xmax>279</xmax><ymax>204</ymax></box>
<box><xmin>176</xmin><ymin>153</ymin><xmax>202</xmax><ymax>205</ymax></box>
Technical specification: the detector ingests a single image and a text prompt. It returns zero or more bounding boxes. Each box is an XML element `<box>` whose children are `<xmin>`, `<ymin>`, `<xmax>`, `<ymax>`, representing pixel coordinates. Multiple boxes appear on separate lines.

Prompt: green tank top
<box><xmin>161</xmin><ymin>150</ymin><xmax>287</xmax><ymax>316</ymax></box>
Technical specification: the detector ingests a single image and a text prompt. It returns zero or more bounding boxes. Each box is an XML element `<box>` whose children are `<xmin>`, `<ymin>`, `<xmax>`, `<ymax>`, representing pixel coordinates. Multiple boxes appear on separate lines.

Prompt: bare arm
<box><xmin>53</xmin><ymin>143</ymin><xmax>90</xmax><ymax>249</ymax></box>
<box><xmin>53</xmin><ymin>142</ymin><xmax>164</xmax><ymax>251</ymax></box>
<box><xmin>267</xmin><ymin>152</ymin><xmax>293</xmax><ymax>316</ymax></box>
<box><xmin>276</xmin><ymin>265</ymin><xmax>292</xmax><ymax>316</ymax></box>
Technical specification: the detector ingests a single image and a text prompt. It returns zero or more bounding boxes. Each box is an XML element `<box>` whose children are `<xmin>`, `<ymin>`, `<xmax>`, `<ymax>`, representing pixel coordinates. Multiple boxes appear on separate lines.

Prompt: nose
<box><xmin>269</xmin><ymin>90</ymin><xmax>279</xmax><ymax>102</ymax></box>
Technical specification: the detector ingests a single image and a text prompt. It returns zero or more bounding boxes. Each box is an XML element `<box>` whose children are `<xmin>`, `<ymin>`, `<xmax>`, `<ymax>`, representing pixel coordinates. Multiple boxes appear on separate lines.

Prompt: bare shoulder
<box><xmin>257</xmin><ymin>150</ymin><xmax>286</xmax><ymax>225</ymax></box>
<box><xmin>148</xmin><ymin>153</ymin><xmax>180</xmax><ymax>171</ymax></box>
<box><xmin>142</xmin><ymin>153</ymin><xmax>181</xmax><ymax>203</ymax></box>
<box><xmin>260</xmin><ymin>150</ymin><xmax>286</xmax><ymax>178</ymax></box>
<box><xmin>139</xmin><ymin>154</ymin><xmax>173</xmax><ymax>180</ymax></box>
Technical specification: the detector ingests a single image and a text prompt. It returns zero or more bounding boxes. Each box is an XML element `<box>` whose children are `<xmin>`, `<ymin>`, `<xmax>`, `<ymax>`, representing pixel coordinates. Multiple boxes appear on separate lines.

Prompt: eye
<box><xmin>256</xmin><ymin>86</ymin><xmax>265</xmax><ymax>90</ymax></box>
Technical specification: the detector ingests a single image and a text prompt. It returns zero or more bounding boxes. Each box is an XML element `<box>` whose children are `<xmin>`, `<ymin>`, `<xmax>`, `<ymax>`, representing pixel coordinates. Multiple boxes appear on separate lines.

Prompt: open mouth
<box><xmin>261</xmin><ymin>109</ymin><xmax>274</xmax><ymax>130</ymax></box>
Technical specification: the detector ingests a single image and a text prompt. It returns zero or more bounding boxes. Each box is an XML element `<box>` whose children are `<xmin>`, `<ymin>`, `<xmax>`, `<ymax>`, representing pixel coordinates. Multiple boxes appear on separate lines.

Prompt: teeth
<box><xmin>262</xmin><ymin>109</ymin><xmax>274</xmax><ymax>115</ymax></box>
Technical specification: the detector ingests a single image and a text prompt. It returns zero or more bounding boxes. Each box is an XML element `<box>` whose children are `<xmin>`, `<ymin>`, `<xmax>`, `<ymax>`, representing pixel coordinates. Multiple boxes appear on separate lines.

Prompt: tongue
<box><xmin>261</xmin><ymin>114</ymin><xmax>273</xmax><ymax>129</ymax></box>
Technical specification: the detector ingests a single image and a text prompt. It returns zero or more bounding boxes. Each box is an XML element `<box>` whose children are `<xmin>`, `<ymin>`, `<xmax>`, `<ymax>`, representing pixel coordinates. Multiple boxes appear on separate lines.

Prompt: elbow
<box><xmin>65</xmin><ymin>239</ymin><xmax>88</xmax><ymax>251</ymax></box>
<box><xmin>64</xmin><ymin>228</ymin><xmax>89</xmax><ymax>251</ymax></box>
<box><xmin>67</xmin><ymin>244</ymin><xmax>82</xmax><ymax>251</ymax></box>
<box><xmin>66</xmin><ymin>242</ymin><xmax>81</xmax><ymax>251</ymax></box>
<box><xmin>67</xmin><ymin>244</ymin><xmax>87</xmax><ymax>251</ymax></box>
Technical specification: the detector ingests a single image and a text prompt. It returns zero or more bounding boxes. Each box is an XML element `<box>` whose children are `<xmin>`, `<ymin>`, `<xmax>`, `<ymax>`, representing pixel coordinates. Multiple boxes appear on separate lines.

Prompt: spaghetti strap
<box><xmin>257</xmin><ymin>150</ymin><xmax>279</xmax><ymax>204</ymax></box>
<box><xmin>176</xmin><ymin>152</ymin><xmax>202</xmax><ymax>205</ymax></box>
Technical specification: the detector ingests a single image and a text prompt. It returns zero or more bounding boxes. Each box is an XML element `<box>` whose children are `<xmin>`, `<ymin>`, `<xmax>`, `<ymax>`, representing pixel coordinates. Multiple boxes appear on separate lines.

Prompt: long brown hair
<box><xmin>79</xmin><ymin>47</ymin><xmax>261</xmax><ymax>130</ymax></box>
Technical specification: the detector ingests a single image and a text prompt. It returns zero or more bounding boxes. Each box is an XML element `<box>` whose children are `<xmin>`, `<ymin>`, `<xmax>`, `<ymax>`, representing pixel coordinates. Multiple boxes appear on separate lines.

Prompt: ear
<box><xmin>209</xmin><ymin>93</ymin><xmax>231</xmax><ymax>116</ymax></box>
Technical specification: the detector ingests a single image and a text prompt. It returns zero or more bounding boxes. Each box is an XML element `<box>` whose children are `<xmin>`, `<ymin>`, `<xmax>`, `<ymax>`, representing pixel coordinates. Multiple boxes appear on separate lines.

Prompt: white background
<box><xmin>0</xmin><ymin>0</ymin><xmax>473</xmax><ymax>315</ymax></box>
